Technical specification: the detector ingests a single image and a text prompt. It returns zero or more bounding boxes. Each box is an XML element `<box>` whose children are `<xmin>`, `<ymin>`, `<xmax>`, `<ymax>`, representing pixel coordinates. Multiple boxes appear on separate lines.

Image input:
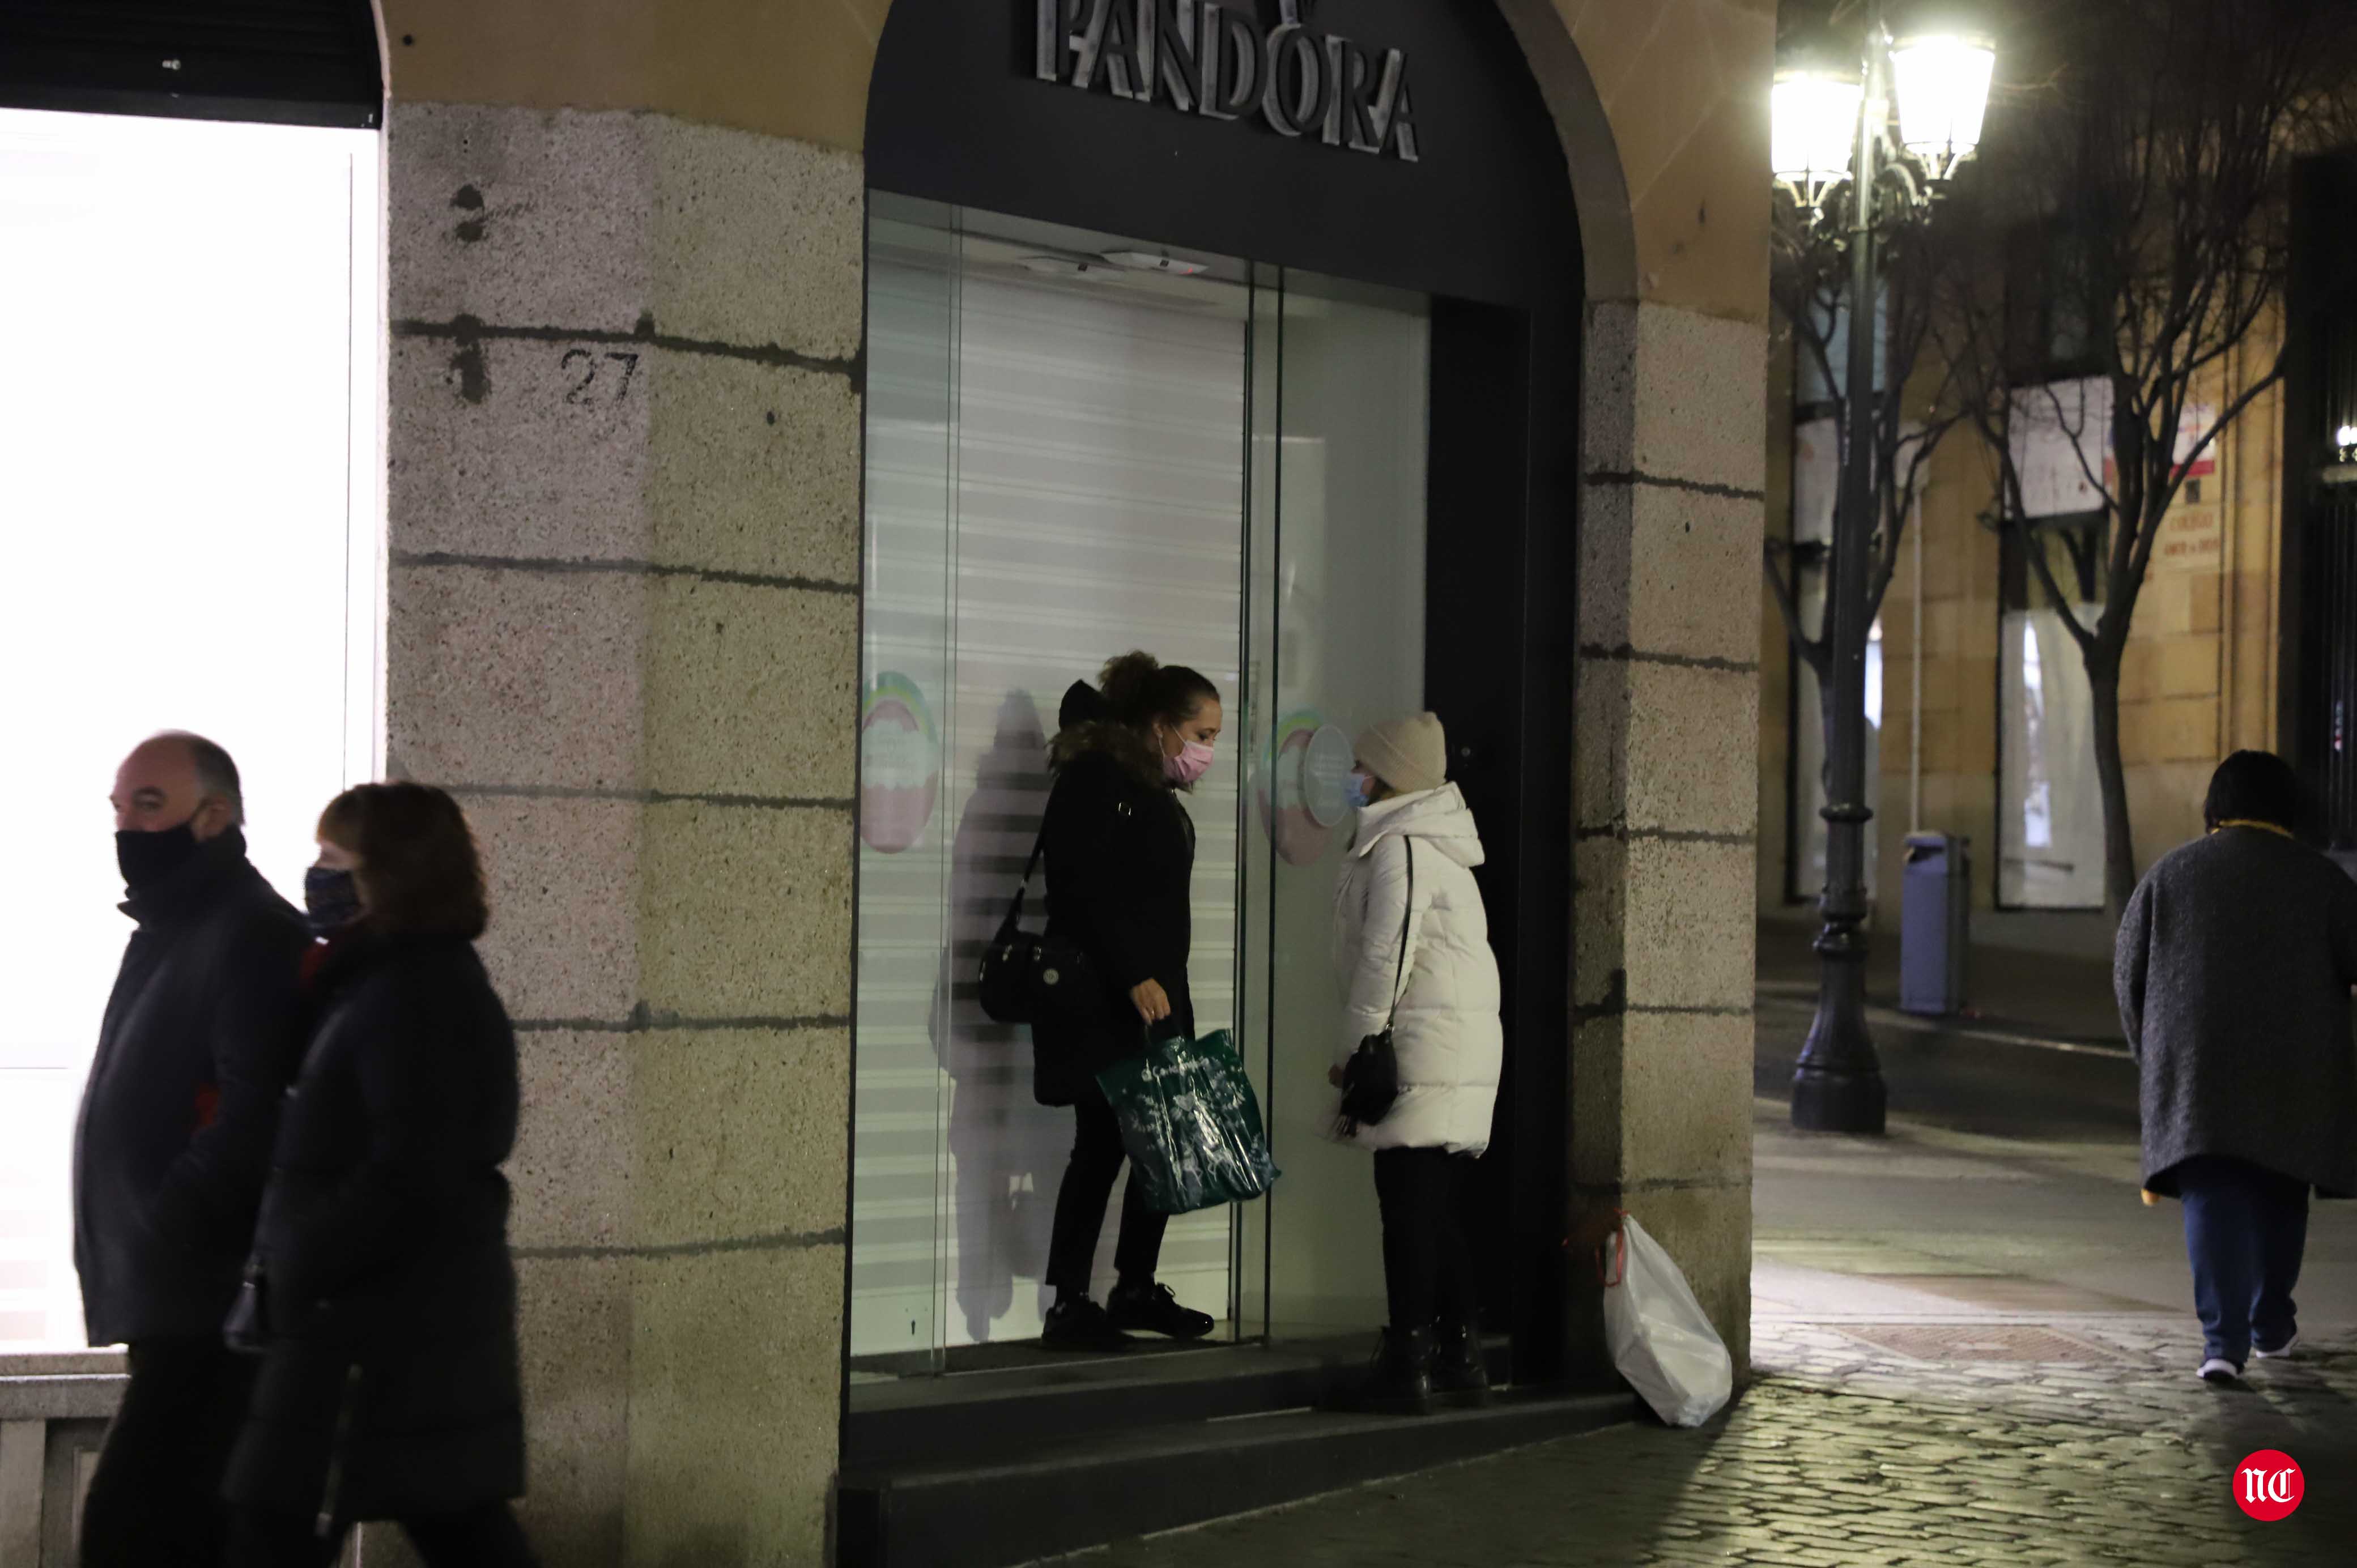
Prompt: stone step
<box><xmin>837</xmin><ymin>1377</ymin><xmax>1631</xmax><ymax>1568</ymax></box>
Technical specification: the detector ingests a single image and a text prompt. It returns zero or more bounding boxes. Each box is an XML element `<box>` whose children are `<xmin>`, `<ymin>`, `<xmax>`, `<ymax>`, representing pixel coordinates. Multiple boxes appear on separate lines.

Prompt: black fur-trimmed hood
<box><xmin>1048</xmin><ymin>680</ymin><xmax>1167</xmax><ymax>791</ymax></box>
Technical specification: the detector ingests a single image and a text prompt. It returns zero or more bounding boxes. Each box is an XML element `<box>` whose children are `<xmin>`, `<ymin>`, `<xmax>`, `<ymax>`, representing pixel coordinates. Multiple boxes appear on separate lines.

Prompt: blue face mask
<box><xmin>1344</xmin><ymin>771</ymin><xmax>1376</xmax><ymax>812</ymax></box>
<box><xmin>304</xmin><ymin>866</ymin><xmax>363</xmax><ymax>938</ymax></box>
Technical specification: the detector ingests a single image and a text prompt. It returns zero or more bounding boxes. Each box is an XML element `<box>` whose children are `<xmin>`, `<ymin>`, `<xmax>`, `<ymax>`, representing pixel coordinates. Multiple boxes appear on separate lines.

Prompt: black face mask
<box><xmin>304</xmin><ymin>867</ymin><xmax>364</xmax><ymax>938</ymax></box>
<box><xmin>116</xmin><ymin>820</ymin><xmax>204</xmax><ymax>893</ymax></box>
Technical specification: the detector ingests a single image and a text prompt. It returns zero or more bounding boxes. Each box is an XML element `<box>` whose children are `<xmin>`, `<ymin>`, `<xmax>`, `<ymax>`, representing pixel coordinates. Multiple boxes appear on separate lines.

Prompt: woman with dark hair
<box><xmin>2116</xmin><ymin>749</ymin><xmax>2357</xmax><ymax>1386</ymax></box>
<box><xmin>1033</xmin><ymin>651</ymin><xmax>1223</xmax><ymax>1351</ymax></box>
<box><xmin>226</xmin><ymin>783</ymin><xmax>537</xmax><ymax>1566</ymax></box>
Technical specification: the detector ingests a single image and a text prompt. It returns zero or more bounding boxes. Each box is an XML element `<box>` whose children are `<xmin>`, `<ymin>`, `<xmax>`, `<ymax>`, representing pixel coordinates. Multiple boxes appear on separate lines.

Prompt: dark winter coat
<box><xmin>224</xmin><ymin>932</ymin><xmax>525</xmax><ymax>1521</ymax></box>
<box><xmin>1032</xmin><ymin>681</ymin><xmax>1197</xmax><ymax>1106</ymax></box>
<box><xmin>2115</xmin><ymin>826</ymin><xmax>2357</xmax><ymax>1198</ymax></box>
<box><xmin>73</xmin><ymin>830</ymin><xmax>309</xmax><ymax>1345</ymax></box>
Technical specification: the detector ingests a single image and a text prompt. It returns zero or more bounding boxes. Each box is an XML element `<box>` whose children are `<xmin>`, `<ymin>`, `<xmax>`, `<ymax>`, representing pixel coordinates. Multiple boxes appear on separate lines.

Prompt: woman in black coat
<box><xmin>1034</xmin><ymin>651</ymin><xmax>1224</xmax><ymax>1352</ymax></box>
<box><xmin>226</xmin><ymin>783</ymin><xmax>536</xmax><ymax>1567</ymax></box>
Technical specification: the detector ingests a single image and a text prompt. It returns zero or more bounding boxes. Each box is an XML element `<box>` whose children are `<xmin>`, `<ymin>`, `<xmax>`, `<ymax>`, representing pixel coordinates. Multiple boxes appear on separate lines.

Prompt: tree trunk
<box><xmin>2087</xmin><ymin>667</ymin><xmax>2137</xmax><ymax>920</ymax></box>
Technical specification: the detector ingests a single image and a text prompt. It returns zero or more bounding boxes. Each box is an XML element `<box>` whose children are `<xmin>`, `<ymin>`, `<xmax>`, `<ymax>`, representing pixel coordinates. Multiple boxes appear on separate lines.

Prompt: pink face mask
<box><xmin>1163</xmin><ymin>739</ymin><xmax>1216</xmax><ymax>786</ymax></box>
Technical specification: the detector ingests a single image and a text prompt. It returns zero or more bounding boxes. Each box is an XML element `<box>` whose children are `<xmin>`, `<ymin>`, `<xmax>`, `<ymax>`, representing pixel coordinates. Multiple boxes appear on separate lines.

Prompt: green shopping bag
<box><xmin>1095</xmin><ymin>1029</ymin><xmax>1280</xmax><ymax>1215</ymax></box>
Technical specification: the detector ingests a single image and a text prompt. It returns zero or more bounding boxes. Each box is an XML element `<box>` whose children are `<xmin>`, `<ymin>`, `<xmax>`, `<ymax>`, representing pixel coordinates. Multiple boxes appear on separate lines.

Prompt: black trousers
<box><xmin>230</xmin><ymin>1503</ymin><xmax>538</xmax><ymax>1568</ymax></box>
<box><xmin>1373</xmin><ymin>1147</ymin><xmax>1478</xmax><ymax>1332</ymax></box>
<box><xmin>1045</xmin><ymin>1081</ymin><xmax>1168</xmax><ymax>1297</ymax></box>
<box><xmin>81</xmin><ymin>1336</ymin><xmax>256</xmax><ymax>1568</ymax></box>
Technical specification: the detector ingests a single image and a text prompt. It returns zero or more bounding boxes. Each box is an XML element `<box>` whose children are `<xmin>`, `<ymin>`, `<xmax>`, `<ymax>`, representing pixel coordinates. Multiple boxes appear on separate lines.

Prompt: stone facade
<box><xmin>378</xmin><ymin>101</ymin><xmax>862</xmax><ymax>1564</ymax></box>
<box><xmin>377</xmin><ymin>0</ymin><xmax>1774</xmax><ymax>1559</ymax></box>
<box><xmin>1573</xmin><ymin>302</ymin><xmax>1766</xmax><ymax>1369</ymax></box>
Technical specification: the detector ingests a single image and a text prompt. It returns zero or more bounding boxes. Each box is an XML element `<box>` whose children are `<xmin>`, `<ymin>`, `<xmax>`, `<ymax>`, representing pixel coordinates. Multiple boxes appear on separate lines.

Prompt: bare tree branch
<box><xmin>1762</xmin><ymin>542</ymin><xmax>1831</xmax><ymax>680</ymax></box>
<box><xmin>1933</xmin><ymin>0</ymin><xmax>2355</xmax><ymax>911</ymax></box>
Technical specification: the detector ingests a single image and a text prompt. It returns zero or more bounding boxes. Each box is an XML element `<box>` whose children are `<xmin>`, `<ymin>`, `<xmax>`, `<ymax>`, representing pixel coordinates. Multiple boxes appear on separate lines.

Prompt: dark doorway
<box><xmin>2283</xmin><ymin>151</ymin><xmax>2357</xmax><ymax>846</ymax></box>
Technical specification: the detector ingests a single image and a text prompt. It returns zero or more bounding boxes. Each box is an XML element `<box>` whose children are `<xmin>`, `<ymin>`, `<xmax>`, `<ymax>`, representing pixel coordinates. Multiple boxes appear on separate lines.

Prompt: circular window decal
<box><xmin>1257</xmin><ymin>710</ymin><xmax>1352</xmax><ymax>866</ymax></box>
<box><xmin>1301</xmin><ymin>723</ymin><xmax>1355</xmax><ymax>829</ymax></box>
<box><xmin>859</xmin><ymin>672</ymin><xmax>940</xmax><ymax>855</ymax></box>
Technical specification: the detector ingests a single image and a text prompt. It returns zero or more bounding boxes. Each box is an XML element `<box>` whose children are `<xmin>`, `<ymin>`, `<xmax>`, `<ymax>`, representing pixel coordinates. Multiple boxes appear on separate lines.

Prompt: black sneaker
<box><xmin>1105</xmin><ymin>1281</ymin><xmax>1215</xmax><ymax>1340</ymax></box>
<box><xmin>1429</xmin><ymin>1321</ymin><xmax>1492</xmax><ymax>1407</ymax></box>
<box><xmin>1041</xmin><ymin>1297</ymin><xmax>1133</xmax><ymax>1353</ymax></box>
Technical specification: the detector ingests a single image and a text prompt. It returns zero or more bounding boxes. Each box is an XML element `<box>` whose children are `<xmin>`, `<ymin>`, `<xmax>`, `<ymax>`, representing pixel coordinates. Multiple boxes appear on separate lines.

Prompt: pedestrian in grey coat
<box><xmin>2114</xmin><ymin>750</ymin><xmax>2357</xmax><ymax>1383</ymax></box>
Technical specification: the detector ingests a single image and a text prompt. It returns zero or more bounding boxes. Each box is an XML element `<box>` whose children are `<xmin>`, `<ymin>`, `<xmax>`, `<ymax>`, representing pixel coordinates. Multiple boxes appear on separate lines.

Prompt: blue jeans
<box><xmin>2176</xmin><ymin>1154</ymin><xmax>2309</xmax><ymax>1365</ymax></box>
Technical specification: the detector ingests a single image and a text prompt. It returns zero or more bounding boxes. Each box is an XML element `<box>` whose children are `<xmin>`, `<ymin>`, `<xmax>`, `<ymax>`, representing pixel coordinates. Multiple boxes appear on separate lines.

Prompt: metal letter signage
<box><xmin>1036</xmin><ymin>0</ymin><xmax>1421</xmax><ymax>161</ymax></box>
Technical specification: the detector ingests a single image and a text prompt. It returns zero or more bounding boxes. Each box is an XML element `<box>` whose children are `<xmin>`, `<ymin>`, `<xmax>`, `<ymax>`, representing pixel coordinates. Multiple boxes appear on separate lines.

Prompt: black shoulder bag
<box><xmin>977</xmin><ymin>825</ymin><xmax>1095</xmax><ymax>1025</ymax></box>
<box><xmin>1340</xmin><ymin>839</ymin><xmax>1413</xmax><ymax>1131</ymax></box>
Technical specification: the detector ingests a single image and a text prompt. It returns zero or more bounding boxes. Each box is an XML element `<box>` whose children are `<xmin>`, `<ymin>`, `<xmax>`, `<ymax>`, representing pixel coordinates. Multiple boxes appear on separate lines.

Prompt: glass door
<box><xmin>1241</xmin><ymin>272</ymin><xmax>1432</xmax><ymax>1345</ymax></box>
<box><xmin>853</xmin><ymin>208</ymin><xmax>962</xmax><ymax>1373</ymax></box>
<box><xmin>852</xmin><ymin>201</ymin><xmax>1256</xmax><ymax>1367</ymax></box>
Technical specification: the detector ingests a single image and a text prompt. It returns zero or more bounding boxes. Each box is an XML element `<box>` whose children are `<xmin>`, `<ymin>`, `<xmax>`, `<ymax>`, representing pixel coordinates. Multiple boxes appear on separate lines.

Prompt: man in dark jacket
<box><xmin>2115</xmin><ymin>749</ymin><xmax>2357</xmax><ymax>1385</ymax></box>
<box><xmin>75</xmin><ymin>732</ymin><xmax>310</xmax><ymax>1566</ymax></box>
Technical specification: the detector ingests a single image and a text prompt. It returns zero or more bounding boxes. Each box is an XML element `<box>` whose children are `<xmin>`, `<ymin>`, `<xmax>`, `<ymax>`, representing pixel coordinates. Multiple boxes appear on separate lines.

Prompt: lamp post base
<box><xmin>1790</xmin><ymin>921</ymin><xmax>1887</xmax><ymax>1135</ymax></box>
<box><xmin>1791</xmin><ymin>1063</ymin><xmax>1887</xmax><ymax>1134</ymax></box>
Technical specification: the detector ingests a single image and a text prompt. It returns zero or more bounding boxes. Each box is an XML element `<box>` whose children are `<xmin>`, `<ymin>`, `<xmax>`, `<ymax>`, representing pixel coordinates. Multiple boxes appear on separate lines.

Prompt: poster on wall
<box><xmin>860</xmin><ymin>672</ymin><xmax>941</xmax><ymax>854</ymax></box>
<box><xmin>2009</xmin><ymin>378</ymin><xmax>2221</xmax><ymax>518</ymax></box>
<box><xmin>2009</xmin><ymin>378</ymin><xmax>2109</xmax><ymax>518</ymax></box>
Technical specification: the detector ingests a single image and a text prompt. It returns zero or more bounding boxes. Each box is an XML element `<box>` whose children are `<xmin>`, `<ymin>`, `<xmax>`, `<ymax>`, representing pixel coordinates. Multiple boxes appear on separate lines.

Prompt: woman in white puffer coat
<box><xmin>1326</xmin><ymin>711</ymin><xmax>1503</xmax><ymax>1415</ymax></box>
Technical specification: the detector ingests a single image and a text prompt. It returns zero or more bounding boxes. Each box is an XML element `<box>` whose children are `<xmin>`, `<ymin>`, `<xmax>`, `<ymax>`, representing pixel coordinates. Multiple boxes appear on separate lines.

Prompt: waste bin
<box><xmin>1899</xmin><ymin>833</ymin><xmax>1969</xmax><ymax>1017</ymax></box>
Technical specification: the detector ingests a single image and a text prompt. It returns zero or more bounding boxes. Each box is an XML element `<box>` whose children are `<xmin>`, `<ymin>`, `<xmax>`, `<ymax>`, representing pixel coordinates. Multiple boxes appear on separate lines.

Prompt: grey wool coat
<box><xmin>2115</xmin><ymin>826</ymin><xmax>2357</xmax><ymax>1198</ymax></box>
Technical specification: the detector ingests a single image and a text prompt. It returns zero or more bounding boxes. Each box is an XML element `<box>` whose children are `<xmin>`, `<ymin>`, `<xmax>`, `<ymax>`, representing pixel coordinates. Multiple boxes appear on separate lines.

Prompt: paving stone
<box><xmin>1036</xmin><ymin>1313</ymin><xmax>2357</xmax><ymax>1568</ymax></box>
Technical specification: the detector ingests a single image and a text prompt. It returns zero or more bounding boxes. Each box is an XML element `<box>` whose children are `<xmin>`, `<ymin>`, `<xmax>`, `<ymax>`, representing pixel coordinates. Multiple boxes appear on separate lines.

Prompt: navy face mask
<box><xmin>304</xmin><ymin>866</ymin><xmax>364</xmax><ymax>938</ymax></box>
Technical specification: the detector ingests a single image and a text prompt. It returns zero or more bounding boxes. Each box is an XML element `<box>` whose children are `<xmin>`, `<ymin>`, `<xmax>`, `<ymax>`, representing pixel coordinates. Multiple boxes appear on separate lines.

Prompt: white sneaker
<box><xmin>2198</xmin><ymin>1357</ymin><xmax>2243</xmax><ymax>1383</ymax></box>
<box><xmin>2255</xmin><ymin>1332</ymin><xmax>2300</xmax><ymax>1361</ymax></box>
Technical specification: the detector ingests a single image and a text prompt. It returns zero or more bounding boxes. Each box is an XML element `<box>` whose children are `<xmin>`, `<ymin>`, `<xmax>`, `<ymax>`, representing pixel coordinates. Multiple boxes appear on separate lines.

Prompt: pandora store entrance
<box><xmin>845</xmin><ymin>0</ymin><xmax>1584</xmax><ymax>1438</ymax></box>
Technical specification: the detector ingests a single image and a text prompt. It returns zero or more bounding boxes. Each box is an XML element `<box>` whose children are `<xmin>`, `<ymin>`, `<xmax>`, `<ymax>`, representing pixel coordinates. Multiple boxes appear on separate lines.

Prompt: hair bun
<box><xmin>1097</xmin><ymin>650</ymin><xmax>1162</xmax><ymax>715</ymax></box>
<box><xmin>1095</xmin><ymin>649</ymin><xmax>1219</xmax><ymax>735</ymax></box>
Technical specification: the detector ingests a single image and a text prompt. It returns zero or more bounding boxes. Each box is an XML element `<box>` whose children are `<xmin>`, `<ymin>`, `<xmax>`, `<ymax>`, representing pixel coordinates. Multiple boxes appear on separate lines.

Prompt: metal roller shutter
<box><xmin>854</xmin><ymin>235</ymin><xmax>1248</xmax><ymax>1356</ymax></box>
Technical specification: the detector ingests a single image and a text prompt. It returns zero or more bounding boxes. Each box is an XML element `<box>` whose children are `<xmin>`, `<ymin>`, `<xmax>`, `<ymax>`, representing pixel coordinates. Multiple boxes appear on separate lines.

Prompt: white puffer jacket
<box><xmin>1328</xmin><ymin>783</ymin><xmax>1503</xmax><ymax>1155</ymax></box>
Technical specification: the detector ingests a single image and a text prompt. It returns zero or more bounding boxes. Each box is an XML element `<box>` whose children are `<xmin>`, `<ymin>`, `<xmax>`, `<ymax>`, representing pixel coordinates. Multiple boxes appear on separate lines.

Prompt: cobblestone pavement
<box><xmin>1041</xmin><ymin>1100</ymin><xmax>2357</xmax><ymax>1567</ymax></box>
<box><xmin>1042</xmin><ymin>1318</ymin><xmax>2357</xmax><ymax>1567</ymax></box>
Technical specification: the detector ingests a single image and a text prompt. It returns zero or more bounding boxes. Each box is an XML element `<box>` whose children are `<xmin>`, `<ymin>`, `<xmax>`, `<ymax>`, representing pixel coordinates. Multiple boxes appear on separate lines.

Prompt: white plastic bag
<box><xmin>1601</xmin><ymin>1215</ymin><xmax>1733</xmax><ymax>1427</ymax></box>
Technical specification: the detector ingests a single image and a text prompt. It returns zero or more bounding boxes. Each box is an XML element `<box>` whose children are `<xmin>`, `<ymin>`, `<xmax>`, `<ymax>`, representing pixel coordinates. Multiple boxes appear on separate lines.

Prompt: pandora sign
<box><xmin>1034</xmin><ymin>0</ymin><xmax>1422</xmax><ymax>161</ymax></box>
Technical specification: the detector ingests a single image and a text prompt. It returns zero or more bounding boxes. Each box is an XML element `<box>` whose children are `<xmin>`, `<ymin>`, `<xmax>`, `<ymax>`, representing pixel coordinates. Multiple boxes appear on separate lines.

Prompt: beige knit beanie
<box><xmin>1354</xmin><ymin>711</ymin><xmax>1447</xmax><ymax>796</ymax></box>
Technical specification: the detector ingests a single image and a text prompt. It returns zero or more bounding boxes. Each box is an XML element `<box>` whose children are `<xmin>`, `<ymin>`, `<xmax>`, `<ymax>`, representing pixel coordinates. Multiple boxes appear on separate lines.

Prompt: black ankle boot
<box><xmin>1430</xmin><ymin>1321</ymin><xmax>1491</xmax><ymax>1406</ymax></box>
<box><xmin>1332</xmin><ymin>1327</ymin><xmax>1434</xmax><ymax>1416</ymax></box>
<box><xmin>1040</xmin><ymin>1297</ymin><xmax>1132</xmax><ymax>1353</ymax></box>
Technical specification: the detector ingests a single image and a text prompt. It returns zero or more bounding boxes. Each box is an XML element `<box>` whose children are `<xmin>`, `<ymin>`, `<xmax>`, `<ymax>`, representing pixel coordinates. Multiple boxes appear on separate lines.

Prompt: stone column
<box><xmin>382</xmin><ymin>102</ymin><xmax>862</xmax><ymax>1564</ymax></box>
<box><xmin>1573</xmin><ymin>300</ymin><xmax>1766</xmax><ymax>1369</ymax></box>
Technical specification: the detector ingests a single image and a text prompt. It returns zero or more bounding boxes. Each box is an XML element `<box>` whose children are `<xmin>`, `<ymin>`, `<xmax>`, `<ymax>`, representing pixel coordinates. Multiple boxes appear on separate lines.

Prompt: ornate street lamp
<box><xmin>1772</xmin><ymin>5</ymin><xmax>1994</xmax><ymax>1134</ymax></box>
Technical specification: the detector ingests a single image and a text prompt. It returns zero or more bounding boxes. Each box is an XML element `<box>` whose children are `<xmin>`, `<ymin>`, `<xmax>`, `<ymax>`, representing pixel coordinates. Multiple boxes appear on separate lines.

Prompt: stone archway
<box><xmin>372</xmin><ymin>0</ymin><xmax>1766</xmax><ymax>1557</ymax></box>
